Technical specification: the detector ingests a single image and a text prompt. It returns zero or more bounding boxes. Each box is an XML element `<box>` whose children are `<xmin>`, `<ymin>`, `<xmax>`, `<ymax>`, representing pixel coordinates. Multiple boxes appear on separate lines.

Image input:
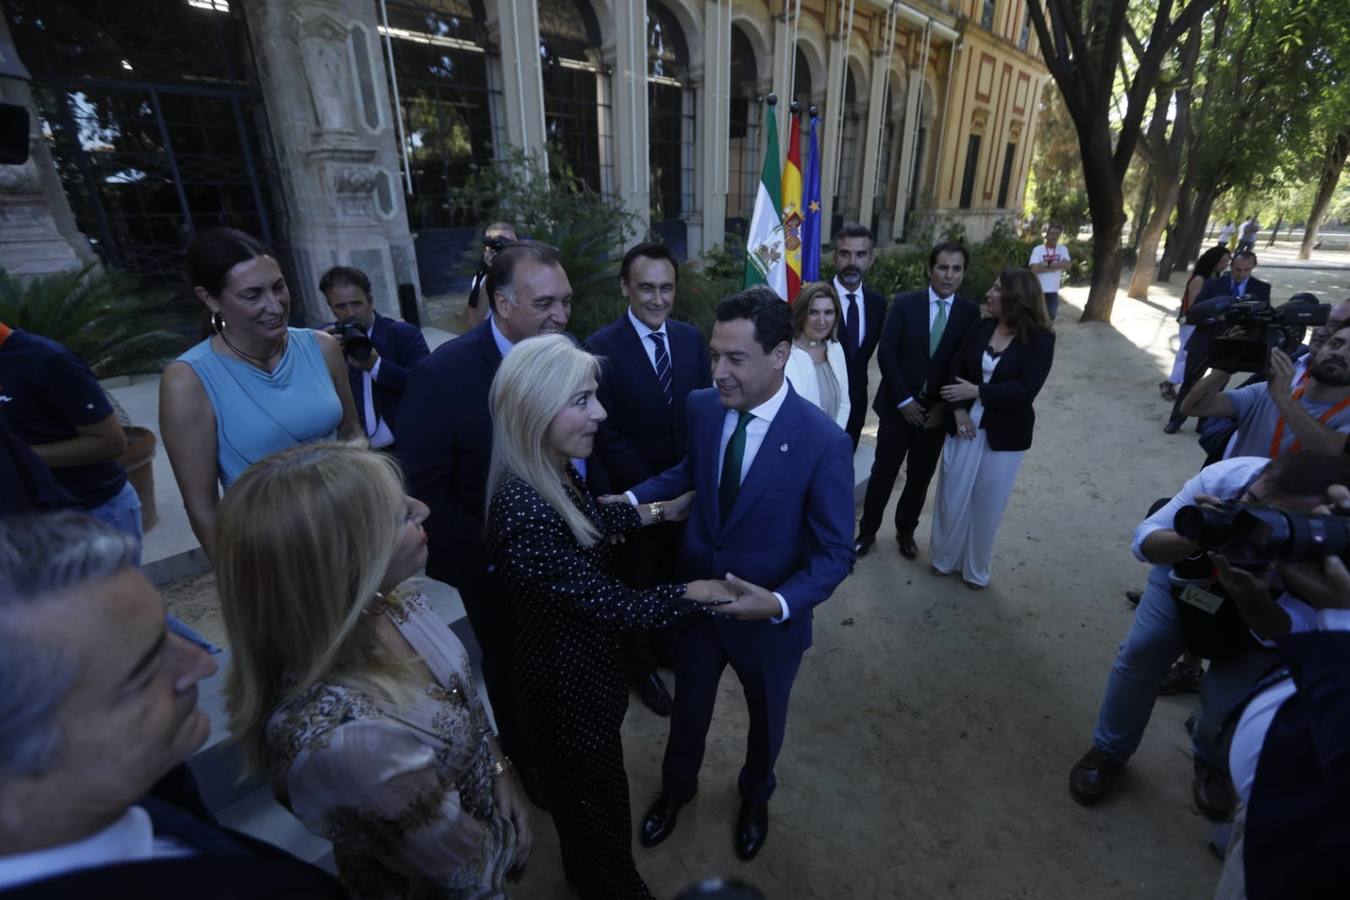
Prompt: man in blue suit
<box><xmin>586</xmin><ymin>242</ymin><xmax>711</xmax><ymax>716</ymax></box>
<box><xmin>855</xmin><ymin>242</ymin><xmax>979</xmax><ymax>560</ymax></box>
<box><xmin>1166</xmin><ymin>250</ymin><xmax>1272</xmax><ymax>432</ymax></box>
<box><xmin>320</xmin><ymin>266</ymin><xmax>430</xmax><ymax>451</ymax></box>
<box><xmin>624</xmin><ymin>288</ymin><xmax>855</xmax><ymax>861</ymax></box>
<box><xmin>397</xmin><ymin>241</ymin><xmax>573</xmax><ymax>800</ymax></box>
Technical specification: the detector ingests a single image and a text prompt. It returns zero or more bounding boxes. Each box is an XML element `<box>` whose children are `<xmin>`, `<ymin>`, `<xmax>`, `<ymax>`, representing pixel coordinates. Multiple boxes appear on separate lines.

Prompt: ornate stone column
<box><xmin>856</xmin><ymin>50</ymin><xmax>889</xmax><ymax>229</ymax></box>
<box><xmin>696</xmin><ymin>0</ymin><xmax>731</xmax><ymax>256</ymax></box>
<box><xmin>607</xmin><ymin>0</ymin><xmax>651</xmax><ymax>236</ymax></box>
<box><xmin>242</xmin><ymin>0</ymin><xmax>420</xmax><ymax>324</ymax></box>
<box><xmin>485</xmin><ymin>0</ymin><xmax>547</xmax><ymax>161</ymax></box>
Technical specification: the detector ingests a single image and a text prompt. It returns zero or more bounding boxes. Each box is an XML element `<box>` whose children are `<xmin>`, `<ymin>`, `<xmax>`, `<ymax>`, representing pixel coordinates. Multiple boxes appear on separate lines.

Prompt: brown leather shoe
<box><xmin>1070</xmin><ymin>747</ymin><xmax>1125</xmax><ymax>806</ymax></box>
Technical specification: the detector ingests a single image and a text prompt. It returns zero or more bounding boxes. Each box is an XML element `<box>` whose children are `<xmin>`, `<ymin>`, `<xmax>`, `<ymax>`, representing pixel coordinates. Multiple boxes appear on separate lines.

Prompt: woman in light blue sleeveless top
<box><xmin>161</xmin><ymin>228</ymin><xmax>361</xmax><ymax>558</ymax></box>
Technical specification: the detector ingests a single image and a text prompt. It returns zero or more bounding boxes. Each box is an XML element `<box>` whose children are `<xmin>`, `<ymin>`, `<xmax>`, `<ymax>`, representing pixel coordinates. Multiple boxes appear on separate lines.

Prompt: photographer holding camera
<box><xmin>1207</xmin><ymin>470</ymin><xmax>1350</xmax><ymax>899</ymax></box>
<box><xmin>321</xmin><ymin>266</ymin><xmax>430</xmax><ymax>451</ymax></box>
<box><xmin>1180</xmin><ymin>323</ymin><xmax>1350</xmax><ymax>458</ymax></box>
<box><xmin>466</xmin><ymin>222</ymin><xmax>517</xmax><ymax>329</ymax></box>
<box><xmin>1070</xmin><ymin>452</ymin><xmax>1339</xmax><ymax>821</ymax></box>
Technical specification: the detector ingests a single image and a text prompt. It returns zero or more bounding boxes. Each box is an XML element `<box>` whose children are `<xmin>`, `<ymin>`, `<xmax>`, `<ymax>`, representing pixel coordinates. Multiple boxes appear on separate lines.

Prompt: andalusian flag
<box><xmin>744</xmin><ymin>99</ymin><xmax>787</xmax><ymax>298</ymax></box>
<box><xmin>801</xmin><ymin>112</ymin><xmax>823</xmax><ymax>283</ymax></box>
<box><xmin>782</xmin><ymin>107</ymin><xmax>804</xmax><ymax>302</ymax></box>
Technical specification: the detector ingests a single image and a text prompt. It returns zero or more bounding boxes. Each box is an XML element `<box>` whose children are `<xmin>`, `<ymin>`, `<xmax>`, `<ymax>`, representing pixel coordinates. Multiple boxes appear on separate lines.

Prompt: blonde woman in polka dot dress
<box><xmin>485</xmin><ymin>335</ymin><xmax>732</xmax><ymax>899</ymax></box>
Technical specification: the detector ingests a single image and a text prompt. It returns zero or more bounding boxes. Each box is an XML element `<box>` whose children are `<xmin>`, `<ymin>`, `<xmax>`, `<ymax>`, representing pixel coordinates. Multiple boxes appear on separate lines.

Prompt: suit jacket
<box><xmin>944</xmin><ymin>318</ymin><xmax>1056</xmax><ymax>452</ymax></box>
<box><xmin>630</xmin><ymin>385</ymin><xmax>855</xmax><ymax>660</ymax></box>
<box><xmin>397</xmin><ymin>321</ymin><xmax>503</xmax><ymax>588</ymax></box>
<box><xmin>784</xmin><ymin>342</ymin><xmax>851</xmax><ymax>431</ymax></box>
<box><xmin>1244</xmin><ymin>631</ymin><xmax>1350</xmax><ymax>900</ymax></box>
<box><xmin>841</xmin><ymin>286</ymin><xmax>888</xmax><ymax>419</ymax></box>
<box><xmin>1186</xmin><ymin>275</ymin><xmax>1274</xmax><ymax>359</ymax></box>
<box><xmin>1</xmin><ymin>767</ymin><xmax>348</xmax><ymax>900</ymax></box>
<box><xmin>584</xmin><ymin>316</ymin><xmax>710</xmax><ymax>493</ymax></box>
<box><xmin>325</xmin><ymin>312</ymin><xmax>430</xmax><ymax>436</ymax></box>
<box><xmin>872</xmin><ymin>289</ymin><xmax>980</xmax><ymax>420</ymax></box>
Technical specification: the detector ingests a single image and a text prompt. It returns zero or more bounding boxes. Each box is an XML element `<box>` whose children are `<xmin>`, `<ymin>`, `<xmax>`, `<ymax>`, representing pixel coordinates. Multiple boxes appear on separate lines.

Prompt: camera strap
<box><xmin>1269</xmin><ymin>386</ymin><xmax>1350</xmax><ymax>458</ymax></box>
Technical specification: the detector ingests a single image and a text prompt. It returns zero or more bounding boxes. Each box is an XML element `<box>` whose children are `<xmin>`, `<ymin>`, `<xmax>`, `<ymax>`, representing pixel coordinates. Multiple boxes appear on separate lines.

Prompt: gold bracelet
<box><xmin>650</xmin><ymin>501</ymin><xmax>665</xmax><ymax>524</ymax></box>
<box><xmin>490</xmin><ymin>756</ymin><xmax>514</xmax><ymax>778</ymax></box>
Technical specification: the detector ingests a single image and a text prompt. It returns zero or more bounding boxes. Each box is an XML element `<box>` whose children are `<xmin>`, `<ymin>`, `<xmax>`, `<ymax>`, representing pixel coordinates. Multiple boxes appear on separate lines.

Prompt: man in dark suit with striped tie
<box><xmin>0</xmin><ymin>512</ymin><xmax>347</xmax><ymax>898</ymax></box>
<box><xmin>586</xmin><ymin>242</ymin><xmax>711</xmax><ymax>715</ymax></box>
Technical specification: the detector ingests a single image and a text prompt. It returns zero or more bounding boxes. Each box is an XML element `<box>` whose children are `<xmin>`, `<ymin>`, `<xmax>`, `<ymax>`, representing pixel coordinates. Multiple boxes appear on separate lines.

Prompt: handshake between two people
<box><xmin>597</xmin><ymin>490</ymin><xmax>784</xmax><ymax>621</ymax></box>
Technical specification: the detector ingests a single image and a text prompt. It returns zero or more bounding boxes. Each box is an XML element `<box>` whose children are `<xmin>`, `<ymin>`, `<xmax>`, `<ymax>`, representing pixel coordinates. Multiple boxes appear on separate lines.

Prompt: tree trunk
<box><xmin>1265</xmin><ymin>216</ymin><xmax>1282</xmax><ymax>247</ymax></box>
<box><xmin>1080</xmin><ymin>129</ymin><xmax>1126</xmax><ymax>322</ymax></box>
<box><xmin>1299</xmin><ymin>131</ymin><xmax>1350</xmax><ymax>260</ymax></box>
<box><xmin>1130</xmin><ymin>178</ymin><xmax>1154</xmax><ymax>253</ymax></box>
<box><xmin>1176</xmin><ymin>186</ymin><xmax>1217</xmax><ymax>273</ymax></box>
<box><xmin>1129</xmin><ymin>177</ymin><xmax>1181</xmax><ymax>299</ymax></box>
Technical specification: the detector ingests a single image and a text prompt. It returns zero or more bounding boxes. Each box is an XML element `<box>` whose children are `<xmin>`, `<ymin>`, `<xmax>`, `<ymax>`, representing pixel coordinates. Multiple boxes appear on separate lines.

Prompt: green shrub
<box><xmin>0</xmin><ymin>264</ymin><xmax>192</xmax><ymax>378</ymax></box>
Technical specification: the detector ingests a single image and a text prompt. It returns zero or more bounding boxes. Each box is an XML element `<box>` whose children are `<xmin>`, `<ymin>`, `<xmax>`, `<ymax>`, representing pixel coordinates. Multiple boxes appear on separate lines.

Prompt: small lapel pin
<box><xmin>779</xmin><ymin>443</ymin><xmax>789</xmax><ymax>453</ymax></box>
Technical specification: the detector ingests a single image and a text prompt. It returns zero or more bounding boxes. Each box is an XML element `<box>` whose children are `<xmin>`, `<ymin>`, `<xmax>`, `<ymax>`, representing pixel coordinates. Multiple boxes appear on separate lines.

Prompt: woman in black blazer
<box><xmin>930</xmin><ymin>268</ymin><xmax>1055</xmax><ymax>588</ymax></box>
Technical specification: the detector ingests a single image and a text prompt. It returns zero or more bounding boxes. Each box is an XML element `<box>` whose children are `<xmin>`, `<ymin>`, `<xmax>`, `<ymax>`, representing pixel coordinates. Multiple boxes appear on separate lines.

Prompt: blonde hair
<box><xmin>216</xmin><ymin>441</ymin><xmax>417</xmax><ymax>774</ymax></box>
<box><xmin>487</xmin><ymin>334</ymin><xmax>603</xmax><ymax>546</ymax></box>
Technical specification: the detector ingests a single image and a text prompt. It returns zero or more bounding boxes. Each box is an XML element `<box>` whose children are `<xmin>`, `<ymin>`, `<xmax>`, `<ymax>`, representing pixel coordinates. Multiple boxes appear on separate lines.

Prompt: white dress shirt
<box><xmin>0</xmin><ymin>806</ymin><xmax>191</xmax><ymax>890</ymax></box>
<box><xmin>832</xmin><ymin>276</ymin><xmax>867</xmax><ymax>348</ymax></box>
<box><xmin>897</xmin><ymin>287</ymin><xmax>957</xmax><ymax>409</ymax></box>
<box><xmin>626</xmin><ymin>308</ymin><xmax>671</xmax><ymax>376</ymax></box>
<box><xmin>360</xmin><ymin>357</ymin><xmax>394</xmax><ymax>448</ymax></box>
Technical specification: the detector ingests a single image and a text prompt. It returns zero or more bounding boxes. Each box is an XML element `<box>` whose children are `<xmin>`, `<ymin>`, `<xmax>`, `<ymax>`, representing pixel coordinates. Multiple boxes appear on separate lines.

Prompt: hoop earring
<box><xmin>362</xmin><ymin>591</ymin><xmax>388</xmax><ymax>617</ymax></box>
<box><xmin>210</xmin><ymin>310</ymin><xmax>226</xmax><ymax>334</ymax></box>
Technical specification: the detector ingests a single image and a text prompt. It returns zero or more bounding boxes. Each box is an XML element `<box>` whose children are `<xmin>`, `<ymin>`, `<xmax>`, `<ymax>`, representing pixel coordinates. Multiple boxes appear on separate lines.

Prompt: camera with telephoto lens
<box><xmin>1187</xmin><ymin>292</ymin><xmax>1329</xmax><ymax>373</ymax></box>
<box><xmin>1173</xmin><ymin>500</ymin><xmax>1350</xmax><ymax>565</ymax></box>
<box><xmin>333</xmin><ymin>320</ymin><xmax>374</xmax><ymax>362</ymax></box>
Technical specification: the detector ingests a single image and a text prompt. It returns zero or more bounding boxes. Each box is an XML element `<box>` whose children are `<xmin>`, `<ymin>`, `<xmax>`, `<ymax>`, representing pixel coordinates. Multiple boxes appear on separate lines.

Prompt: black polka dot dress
<box><xmin>486</xmin><ymin>467</ymin><xmax>697</xmax><ymax>900</ymax></box>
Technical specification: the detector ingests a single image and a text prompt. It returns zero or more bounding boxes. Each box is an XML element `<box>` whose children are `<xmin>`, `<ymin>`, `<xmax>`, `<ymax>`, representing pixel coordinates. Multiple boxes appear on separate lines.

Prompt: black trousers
<box><xmin>456</xmin><ymin>566</ymin><xmax>534</xmax><ymax>771</ymax></box>
<box><xmin>857</xmin><ymin>412</ymin><xmax>947</xmax><ymax>538</ymax></box>
<box><xmin>845</xmin><ymin>391</ymin><xmax>868</xmax><ymax>449</ymax></box>
<box><xmin>1168</xmin><ymin>349</ymin><xmax>1209</xmax><ymax>429</ymax></box>
<box><xmin>614</xmin><ymin>522</ymin><xmax>680</xmax><ymax>677</ymax></box>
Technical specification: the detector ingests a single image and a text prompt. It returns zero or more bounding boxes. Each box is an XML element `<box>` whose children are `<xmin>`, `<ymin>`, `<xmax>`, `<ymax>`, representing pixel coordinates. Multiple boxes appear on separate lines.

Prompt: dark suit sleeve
<box><xmin>1278</xmin><ymin>631</ymin><xmax>1350</xmax><ymax>778</ymax></box>
<box><xmin>487</xmin><ymin>481</ymin><xmax>696</xmax><ymax>629</ymax></box>
<box><xmin>773</xmin><ymin>429</ymin><xmax>856</xmax><ymax>615</ymax></box>
<box><xmin>947</xmin><ymin>324</ymin><xmax>983</xmax><ymax>412</ymax></box>
<box><xmin>875</xmin><ymin>297</ymin><xmax>916</xmax><ymax>407</ymax></box>
<box><xmin>397</xmin><ymin>359</ymin><xmax>459</xmax><ymax>542</ymax></box>
<box><xmin>979</xmin><ymin>331</ymin><xmax>1056</xmax><ymax>408</ymax></box>
<box><xmin>588</xmin><ymin>347</ymin><xmax>656</xmax><ymax>489</ymax></box>
<box><xmin>374</xmin><ymin>322</ymin><xmax>432</xmax><ymax>391</ymax></box>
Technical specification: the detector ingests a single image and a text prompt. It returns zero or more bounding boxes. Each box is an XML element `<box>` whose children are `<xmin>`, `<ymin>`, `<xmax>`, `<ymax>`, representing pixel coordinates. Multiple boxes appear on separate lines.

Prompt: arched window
<box><xmin>382</xmin><ymin>0</ymin><xmax>500</xmax><ymax>229</ymax></box>
<box><xmin>833</xmin><ymin>65</ymin><xmax>862</xmax><ymax>228</ymax></box>
<box><xmin>539</xmin><ymin>0</ymin><xmax>611</xmax><ymax>194</ymax></box>
<box><xmin>792</xmin><ymin>46</ymin><xmax>812</xmax><ymax>110</ymax></box>
<box><xmin>647</xmin><ymin>0</ymin><xmax>696</xmax><ymax>248</ymax></box>
<box><xmin>726</xmin><ymin>24</ymin><xmax>761</xmax><ymax>232</ymax></box>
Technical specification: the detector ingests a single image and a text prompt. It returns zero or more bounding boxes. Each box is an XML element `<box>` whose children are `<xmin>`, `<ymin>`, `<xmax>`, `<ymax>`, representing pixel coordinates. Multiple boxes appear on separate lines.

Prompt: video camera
<box><xmin>1174</xmin><ymin>500</ymin><xmax>1349</xmax><ymax>566</ymax></box>
<box><xmin>1186</xmin><ymin>292</ymin><xmax>1329</xmax><ymax>373</ymax></box>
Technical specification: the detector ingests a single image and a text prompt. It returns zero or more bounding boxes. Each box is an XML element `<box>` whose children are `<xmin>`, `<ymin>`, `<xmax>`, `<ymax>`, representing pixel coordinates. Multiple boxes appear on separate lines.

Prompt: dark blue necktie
<box><xmin>650</xmin><ymin>332</ymin><xmax>673</xmax><ymax>405</ymax></box>
<box><xmin>844</xmin><ymin>293</ymin><xmax>860</xmax><ymax>358</ymax></box>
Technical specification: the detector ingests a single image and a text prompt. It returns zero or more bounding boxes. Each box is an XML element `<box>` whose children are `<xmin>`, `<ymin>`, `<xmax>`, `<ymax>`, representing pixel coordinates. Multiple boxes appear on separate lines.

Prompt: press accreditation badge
<box><xmin>1178</xmin><ymin>584</ymin><xmax>1225</xmax><ymax>615</ymax></box>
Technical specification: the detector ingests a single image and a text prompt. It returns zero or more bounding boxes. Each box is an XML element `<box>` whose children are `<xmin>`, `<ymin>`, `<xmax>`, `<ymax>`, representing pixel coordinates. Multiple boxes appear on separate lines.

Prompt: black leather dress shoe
<box><xmin>853</xmin><ymin>534</ymin><xmax>875</xmax><ymax>557</ymax></box>
<box><xmin>735</xmin><ymin>800</ymin><xmax>769</xmax><ymax>860</ymax></box>
<box><xmin>640</xmin><ymin>792</ymin><xmax>686</xmax><ymax>847</ymax></box>
<box><xmin>1069</xmin><ymin>747</ymin><xmax>1124</xmax><ymax>806</ymax></box>
<box><xmin>897</xmin><ymin>530</ymin><xmax>918</xmax><ymax>560</ymax></box>
<box><xmin>1193</xmin><ymin>759</ymin><xmax>1236</xmax><ymax>822</ymax></box>
<box><xmin>632</xmin><ymin>671</ymin><xmax>673</xmax><ymax>717</ymax></box>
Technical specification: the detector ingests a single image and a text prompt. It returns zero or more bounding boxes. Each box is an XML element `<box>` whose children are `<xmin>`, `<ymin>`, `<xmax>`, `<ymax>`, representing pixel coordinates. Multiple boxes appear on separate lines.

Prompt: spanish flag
<box><xmin>782</xmin><ymin>107</ymin><xmax>803</xmax><ymax>302</ymax></box>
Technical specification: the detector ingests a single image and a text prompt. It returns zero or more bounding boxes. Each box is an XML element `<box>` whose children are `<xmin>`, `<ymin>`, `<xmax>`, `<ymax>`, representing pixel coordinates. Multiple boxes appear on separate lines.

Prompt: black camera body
<box><xmin>483</xmin><ymin>234</ymin><xmax>512</xmax><ymax>254</ymax></box>
<box><xmin>333</xmin><ymin>320</ymin><xmax>374</xmax><ymax>362</ymax></box>
<box><xmin>1188</xmin><ymin>293</ymin><xmax>1330</xmax><ymax>373</ymax></box>
<box><xmin>1174</xmin><ymin>500</ymin><xmax>1350</xmax><ymax>565</ymax></box>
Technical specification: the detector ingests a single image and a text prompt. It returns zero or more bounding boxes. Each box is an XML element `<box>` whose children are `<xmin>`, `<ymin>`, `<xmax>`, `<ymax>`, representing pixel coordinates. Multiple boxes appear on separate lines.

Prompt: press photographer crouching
<box><xmin>321</xmin><ymin>266</ymin><xmax>430</xmax><ymax>452</ymax></box>
<box><xmin>1070</xmin><ymin>452</ymin><xmax>1343</xmax><ymax>821</ymax></box>
<box><xmin>1200</xmin><ymin>464</ymin><xmax>1350</xmax><ymax>899</ymax></box>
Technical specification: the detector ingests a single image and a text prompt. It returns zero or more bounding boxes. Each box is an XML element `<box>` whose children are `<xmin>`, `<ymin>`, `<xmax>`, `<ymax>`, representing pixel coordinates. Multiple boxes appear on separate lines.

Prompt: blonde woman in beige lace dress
<box><xmin>216</xmin><ymin>441</ymin><xmax>532</xmax><ymax>899</ymax></box>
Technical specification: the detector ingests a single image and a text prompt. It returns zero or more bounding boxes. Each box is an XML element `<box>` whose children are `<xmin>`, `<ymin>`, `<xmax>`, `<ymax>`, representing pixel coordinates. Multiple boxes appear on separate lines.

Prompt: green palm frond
<box><xmin>0</xmin><ymin>264</ymin><xmax>195</xmax><ymax>378</ymax></box>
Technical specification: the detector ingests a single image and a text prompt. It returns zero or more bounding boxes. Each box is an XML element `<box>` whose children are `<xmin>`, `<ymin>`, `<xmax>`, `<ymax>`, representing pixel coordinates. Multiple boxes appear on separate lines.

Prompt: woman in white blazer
<box><xmin>784</xmin><ymin>281</ymin><xmax>851</xmax><ymax>431</ymax></box>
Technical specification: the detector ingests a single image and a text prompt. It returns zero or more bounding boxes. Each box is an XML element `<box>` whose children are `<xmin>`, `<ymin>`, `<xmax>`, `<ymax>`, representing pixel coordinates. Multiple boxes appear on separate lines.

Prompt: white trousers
<box><xmin>1169</xmin><ymin>323</ymin><xmax>1196</xmax><ymax>384</ymax></box>
<box><xmin>928</xmin><ymin>403</ymin><xmax>1025</xmax><ymax>587</ymax></box>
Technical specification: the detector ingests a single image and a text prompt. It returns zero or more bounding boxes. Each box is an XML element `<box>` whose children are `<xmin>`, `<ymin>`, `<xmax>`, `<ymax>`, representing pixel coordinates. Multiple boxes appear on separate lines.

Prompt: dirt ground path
<box><xmin>512</xmin><ymin>262</ymin><xmax>1350</xmax><ymax>899</ymax></box>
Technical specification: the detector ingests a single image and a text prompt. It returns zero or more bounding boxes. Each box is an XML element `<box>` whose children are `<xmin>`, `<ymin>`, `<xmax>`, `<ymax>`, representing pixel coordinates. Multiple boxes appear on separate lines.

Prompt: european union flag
<box><xmin>801</xmin><ymin>112</ymin><xmax>822</xmax><ymax>283</ymax></box>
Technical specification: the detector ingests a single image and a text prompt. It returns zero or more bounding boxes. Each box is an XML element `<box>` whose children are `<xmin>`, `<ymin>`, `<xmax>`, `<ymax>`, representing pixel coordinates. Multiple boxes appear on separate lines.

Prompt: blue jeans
<box><xmin>1092</xmin><ymin>564</ymin><xmax>1276</xmax><ymax>768</ymax></box>
<box><xmin>90</xmin><ymin>480</ymin><xmax>143</xmax><ymax>565</ymax></box>
<box><xmin>1044</xmin><ymin>291</ymin><xmax>1060</xmax><ymax>320</ymax></box>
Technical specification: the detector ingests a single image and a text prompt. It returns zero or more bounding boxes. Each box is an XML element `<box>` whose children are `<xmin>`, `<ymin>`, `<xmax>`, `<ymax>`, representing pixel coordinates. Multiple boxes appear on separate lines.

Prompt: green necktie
<box><xmin>719</xmin><ymin>411</ymin><xmax>753</xmax><ymax>522</ymax></box>
<box><xmin>930</xmin><ymin>298</ymin><xmax>948</xmax><ymax>356</ymax></box>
